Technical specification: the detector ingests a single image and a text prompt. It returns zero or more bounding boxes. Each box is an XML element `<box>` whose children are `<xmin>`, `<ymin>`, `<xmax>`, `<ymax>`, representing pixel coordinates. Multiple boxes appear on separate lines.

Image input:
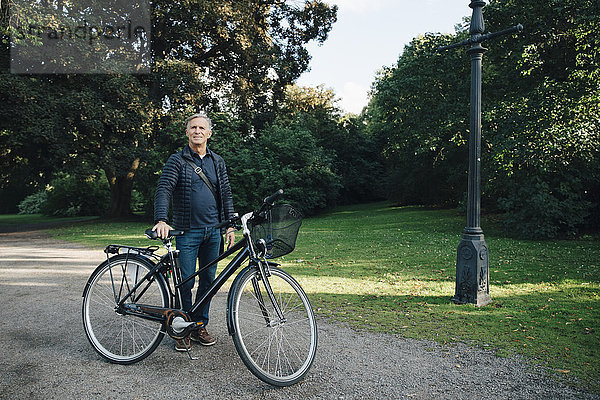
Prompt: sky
<box><xmin>296</xmin><ymin>0</ymin><xmax>472</xmax><ymax>114</ymax></box>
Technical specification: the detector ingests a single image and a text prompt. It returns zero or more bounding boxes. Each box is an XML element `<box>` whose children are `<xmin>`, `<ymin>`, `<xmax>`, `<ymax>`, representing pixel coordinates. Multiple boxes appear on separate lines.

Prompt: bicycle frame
<box><xmin>113</xmin><ymin>222</ymin><xmax>284</xmax><ymax>336</ymax></box>
<box><xmin>113</xmin><ymin>236</ymin><xmax>245</xmax><ymax>319</ymax></box>
<box><xmin>182</xmin><ymin>238</ymin><xmax>248</xmax><ymax>318</ymax></box>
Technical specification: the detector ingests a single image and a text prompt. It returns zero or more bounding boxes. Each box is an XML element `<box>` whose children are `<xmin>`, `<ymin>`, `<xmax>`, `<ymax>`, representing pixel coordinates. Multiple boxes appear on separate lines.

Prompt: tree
<box><xmin>207</xmin><ymin>90</ymin><xmax>343</xmax><ymax>215</ymax></box>
<box><xmin>481</xmin><ymin>0</ymin><xmax>600</xmax><ymax>237</ymax></box>
<box><xmin>280</xmin><ymin>84</ymin><xmax>386</xmax><ymax>204</ymax></box>
<box><xmin>202</xmin><ymin>83</ymin><xmax>385</xmax><ymax>215</ymax></box>
<box><xmin>334</xmin><ymin>114</ymin><xmax>387</xmax><ymax>204</ymax></box>
<box><xmin>366</xmin><ymin>32</ymin><xmax>470</xmax><ymax>206</ymax></box>
<box><xmin>0</xmin><ymin>73</ymin><xmax>71</xmax><ymax>212</ymax></box>
<box><xmin>150</xmin><ymin>0</ymin><xmax>337</xmax><ymax>131</ymax></box>
<box><xmin>64</xmin><ymin>74</ymin><xmax>154</xmax><ymax>217</ymax></box>
<box><xmin>366</xmin><ymin>0</ymin><xmax>600</xmax><ymax>237</ymax></box>
<box><xmin>0</xmin><ymin>1</ymin><xmax>338</xmax><ymax>216</ymax></box>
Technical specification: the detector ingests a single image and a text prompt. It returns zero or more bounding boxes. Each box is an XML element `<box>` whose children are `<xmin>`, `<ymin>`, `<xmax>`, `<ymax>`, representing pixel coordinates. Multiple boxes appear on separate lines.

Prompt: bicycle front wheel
<box><xmin>230</xmin><ymin>266</ymin><xmax>317</xmax><ymax>386</ymax></box>
<box><xmin>82</xmin><ymin>254</ymin><xmax>168</xmax><ymax>364</ymax></box>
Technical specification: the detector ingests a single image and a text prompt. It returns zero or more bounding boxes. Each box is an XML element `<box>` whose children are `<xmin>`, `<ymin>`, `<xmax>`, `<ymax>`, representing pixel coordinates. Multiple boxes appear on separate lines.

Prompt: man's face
<box><xmin>186</xmin><ymin>117</ymin><xmax>212</xmax><ymax>147</ymax></box>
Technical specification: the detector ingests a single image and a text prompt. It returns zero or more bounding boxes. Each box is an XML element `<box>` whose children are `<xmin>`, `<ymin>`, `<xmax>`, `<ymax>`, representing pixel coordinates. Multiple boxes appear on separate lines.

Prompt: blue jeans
<box><xmin>176</xmin><ymin>227</ymin><xmax>221</xmax><ymax>325</ymax></box>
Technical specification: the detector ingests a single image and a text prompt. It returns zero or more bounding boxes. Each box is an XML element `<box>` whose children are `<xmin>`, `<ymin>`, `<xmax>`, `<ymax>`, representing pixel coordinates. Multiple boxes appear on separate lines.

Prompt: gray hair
<box><xmin>185</xmin><ymin>112</ymin><xmax>213</xmax><ymax>130</ymax></box>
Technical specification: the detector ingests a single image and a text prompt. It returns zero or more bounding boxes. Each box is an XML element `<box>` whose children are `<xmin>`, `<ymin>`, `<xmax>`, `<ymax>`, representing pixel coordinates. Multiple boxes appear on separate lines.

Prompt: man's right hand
<box><xmin>152</xmin><ymin>221</ymin><xmax>174</xmax><ymax>239</ymax></box>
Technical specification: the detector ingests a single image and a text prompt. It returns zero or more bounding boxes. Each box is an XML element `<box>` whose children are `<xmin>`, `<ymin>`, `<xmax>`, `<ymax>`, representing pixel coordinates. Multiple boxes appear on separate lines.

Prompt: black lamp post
<box><xmin>439</xmin><ymin>1</ymin><xmax>522</xmax><ymax>306</ymax></box>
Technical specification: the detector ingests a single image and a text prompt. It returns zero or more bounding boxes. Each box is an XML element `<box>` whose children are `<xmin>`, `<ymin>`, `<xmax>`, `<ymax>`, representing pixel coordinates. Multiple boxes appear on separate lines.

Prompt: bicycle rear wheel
<box><xmin>230</xmin><ymin>266</ymin><xmax>317</xmax><ymax>386</ymax></box>
<box><xmin>82</xmin><ymin>254</ymin><xmax>168</xmax><ymax>364</ymax></box>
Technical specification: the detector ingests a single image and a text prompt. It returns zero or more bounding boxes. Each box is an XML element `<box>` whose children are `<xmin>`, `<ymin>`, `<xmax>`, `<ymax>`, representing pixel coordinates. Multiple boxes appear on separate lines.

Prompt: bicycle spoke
<box><xmin>95</xmin><ymin>280</ymin><xmax>121</xmax><ymax>304</ymax></box>
<box><xmin>231</xmin><ymin>267</ymin><xmax>317</xmax><ymax>386</ymax></box>
<box><xmin>83</xmin><ymin>256</ymin><xmax>167</xmax><ymax>364</ymax></box>
<box><xmin>90</xmin><ymin>296</ymin><xmax>116</xmax><ymax>310</ymax></box>
<box><xmin>281</xmin><ymin>329</ymin><xmax>303</xmax><ymax>364</ymax></box>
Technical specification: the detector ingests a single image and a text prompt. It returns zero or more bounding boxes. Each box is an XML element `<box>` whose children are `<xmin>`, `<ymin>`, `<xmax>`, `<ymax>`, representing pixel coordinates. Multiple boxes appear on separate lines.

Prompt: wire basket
<box><xmin>250</xmin><ymin>204</ymin><xmax>302</xmax><ymax>259</ymax></box>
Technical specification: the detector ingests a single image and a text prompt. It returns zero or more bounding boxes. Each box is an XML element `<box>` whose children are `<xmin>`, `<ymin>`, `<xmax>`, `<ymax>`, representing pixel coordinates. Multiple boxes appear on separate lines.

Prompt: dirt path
<box><xmin>0</xmin><ymin>231</ymin><xmax>596</xmax><ymax>399</ymax></box>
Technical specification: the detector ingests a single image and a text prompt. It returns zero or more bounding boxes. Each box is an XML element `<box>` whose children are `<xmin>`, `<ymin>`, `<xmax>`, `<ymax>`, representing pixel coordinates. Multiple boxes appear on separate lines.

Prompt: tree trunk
<box><xmin>105</xmin><ymin>158</ymin><xmax>140</xmax><ymax>218</ymax></box>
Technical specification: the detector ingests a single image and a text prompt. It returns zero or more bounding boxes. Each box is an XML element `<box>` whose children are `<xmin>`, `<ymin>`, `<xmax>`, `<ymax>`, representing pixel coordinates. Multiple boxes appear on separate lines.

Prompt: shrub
<box><xmin>17</xmin><ymin>190</ymin><xmax>48</xmax><ymax>214</ymax></box>
<box><xmin>222</xmin><ymin>121</ymin><xmax>342</xmax><ymax>215</ymax></box>
<box><xmin>42</xmin><ymin>174</ymin><xmax>109</xmax><ymax>217</ymax></box>
<box><xmin>498</xmin><ymin>176</ymin><xmax>592</xmax><ymax>239</ymax></box>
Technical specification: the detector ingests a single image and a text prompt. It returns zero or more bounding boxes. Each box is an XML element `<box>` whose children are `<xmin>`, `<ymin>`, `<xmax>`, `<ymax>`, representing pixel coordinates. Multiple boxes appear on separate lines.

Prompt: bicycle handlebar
<box><xmin>246</xmin><ymin>188</ymin><xmax>282</xmax><ymax>225</ymax></box>
<box><xmin>144</xmin><ymin>228</ymin><xmax>184</xmax><ymax>240</ymax></box>
<box><xmin>216</xmin><ymin>189</ymin><xmax>284</xmax><ymax>231</ymax></box>
<box><xmin>215</xmin><ymin>213</ymin><xmax>240</xmax><ymax>230</ymax></box>
<box><xmin>263</xmin><ymin>189</ymin><xmax>283</xmax><ymax>206</ymax></box>
<box><xmin>144</xmin><ymin>189</ymin><xmax>285</xmax><ymax>239</ymax></box>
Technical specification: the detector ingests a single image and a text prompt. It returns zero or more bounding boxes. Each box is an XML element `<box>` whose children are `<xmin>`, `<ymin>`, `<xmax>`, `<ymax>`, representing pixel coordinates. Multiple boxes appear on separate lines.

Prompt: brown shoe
<box><xmin>175</xmin><ymin>337</ymin><xmax>191</xmax><ymax>352</ymax></box>
<box><xmin>190</xmin><ymin>327</ymin><xmax>216</xmax><ymax>346</ymax></box>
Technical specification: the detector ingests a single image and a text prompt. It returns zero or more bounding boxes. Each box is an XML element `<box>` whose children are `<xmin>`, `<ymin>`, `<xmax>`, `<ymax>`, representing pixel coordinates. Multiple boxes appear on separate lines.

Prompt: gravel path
<box><xmin>0</xmin><ymin>230</ymin><xmax>597</xmax><ymax>400</ymax></box>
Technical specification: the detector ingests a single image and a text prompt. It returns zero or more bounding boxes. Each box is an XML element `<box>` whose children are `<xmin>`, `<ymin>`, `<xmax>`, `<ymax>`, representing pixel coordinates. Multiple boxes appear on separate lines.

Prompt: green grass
<box><xmin>0</xmin><ymin>213</ymin><xmax>97</xmax><ymax>227</ymax></box>
<box><xmin>32</xmin><ymin>203</ymin><xmax>600</xmax><ymax>391</ymax></box>
<box><xmin>51</xmin><ymin>220</ymin><xmax>152</xmax><ymax>247</ymax></box>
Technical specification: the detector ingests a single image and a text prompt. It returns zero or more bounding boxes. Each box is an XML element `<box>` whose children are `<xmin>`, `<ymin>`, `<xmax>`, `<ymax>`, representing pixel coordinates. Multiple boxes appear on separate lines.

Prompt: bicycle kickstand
<box><xmin>183</xmin><ymin>341</ymin><xmax>198</xmax><ymax>361</ymax></box>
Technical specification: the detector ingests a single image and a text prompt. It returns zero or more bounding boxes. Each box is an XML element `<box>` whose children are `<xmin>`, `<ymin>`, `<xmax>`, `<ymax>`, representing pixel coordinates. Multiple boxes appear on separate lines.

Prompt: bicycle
<box><xmin>81</xmin><ymin>190</ymin><xmax>317</xmax><ymax>387</ymax></box>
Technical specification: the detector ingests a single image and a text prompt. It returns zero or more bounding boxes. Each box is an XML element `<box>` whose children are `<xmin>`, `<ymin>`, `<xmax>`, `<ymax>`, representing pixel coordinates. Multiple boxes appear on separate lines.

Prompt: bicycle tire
<box><xmin>82</xmin><ymin>254</ymin><xmax>168</xmax><ymax>364</ymax></box>
<box><xmin>229</xmin><ymin>266</ymin><xmax>317</xmax><ymax>386</ymax></box>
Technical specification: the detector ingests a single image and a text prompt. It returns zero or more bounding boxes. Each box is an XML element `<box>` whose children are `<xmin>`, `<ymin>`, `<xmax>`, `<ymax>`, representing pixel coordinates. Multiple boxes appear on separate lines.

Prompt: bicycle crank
<box><xmin>165</xmin><ymin>311</ymin><xmax>205</xmax><ymax>361</ymax></box>
<box><xmin>171</xmin><ymin>317</ymin><xmax>204</xmax><ymax>337</ymax></box>
<box><xmin>165</xmin><ymin>310</ymin><xmax>191</xmax><ymax>338</ymax></box>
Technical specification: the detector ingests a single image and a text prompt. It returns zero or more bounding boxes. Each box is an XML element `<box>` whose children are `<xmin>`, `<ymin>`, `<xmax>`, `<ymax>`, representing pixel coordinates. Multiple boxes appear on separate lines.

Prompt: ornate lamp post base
<box><xmin>453</xmin><ymin>233</ymin><xmax>491</xmax><ymax>306</ymax></box>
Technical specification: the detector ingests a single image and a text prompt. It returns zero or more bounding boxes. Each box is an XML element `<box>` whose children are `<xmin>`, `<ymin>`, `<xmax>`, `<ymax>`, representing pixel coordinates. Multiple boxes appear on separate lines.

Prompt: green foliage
<box><xmin>17</xmin><ymin>190</ymin><xmax>48</xmax><ymax>215</ymax></box>
<box><xmin>331</xmin><ymin>115</ymin><xmax>387</xmax><ymax>204</ymax></box>
<box><xmin>482</xmin><ymin>0</ymin><xmax>600</xmax><ymax>237</ymax></box>
<box><xmin>366</xmin><ymin>33</ymin><xmax>470</xmax><ymax>206</ymax></box>
<box><xmin>0</xmin><ymin>73</ymin><xmax>71</xmax><ymax>213</ymax></box>
<box><xmin>485</xmin><ymin>79</ymin><xmax>600</xmax><ymax>237</ymax></box>
<box><xmin>205</xmin><ymin>86</ymin><xmax>385</xmax><ymax>215</ymax></box>
<box><xmin>42</xmin><ymin>174</ymin><xmax>109</xmax><ymax>217</ymax></box>
<box><xmin>129</xmin><ymin>86</ymin><xmax>383</xmax><ymax>219</ymax></box>
<box><xmin>256</xmin><ymin>121</ymin><xmax>342</xmax><ymax>214</ymax></box>
<box><xmin>498</xmin><ymin>175</ymin><xmax>592</xmax><ymax>238</ymax></box>
<box><xmin>367</xmin><ymin>1</ymin><xmax>600</xmax><ymax>238</ymax></box>
<box><xmin>0</xmin><ymin>1</ymin><xmax>338</xmax><ymax>216</ymax></box>
<box><xmin>130</xmin><ymin>190</ymin><xmax>146</xmax><ymax>213</ymax></box>
<box><xmin>278</xmin><ymin>85</ymin><xmax>387</xmax><ymax>205</ymax></box>
<box><xmin>212</xmin><ymin>114</ymin><xmax>342</xmax><ymax>215</ymax></box>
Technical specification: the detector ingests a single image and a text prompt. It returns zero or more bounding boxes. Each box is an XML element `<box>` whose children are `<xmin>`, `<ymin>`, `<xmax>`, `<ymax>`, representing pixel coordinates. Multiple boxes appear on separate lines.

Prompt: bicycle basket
<box><xmin>249</xmin><ymin>204</ymin><xmax>302</xmax><ymax>259</ymax></box>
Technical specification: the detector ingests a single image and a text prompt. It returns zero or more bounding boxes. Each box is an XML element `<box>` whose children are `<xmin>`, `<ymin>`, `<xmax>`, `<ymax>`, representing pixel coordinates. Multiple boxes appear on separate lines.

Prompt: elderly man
<box><xmin>153</xmin><ymin>112</ymin><xmax>236</xmax><ymax>351</ymax></box>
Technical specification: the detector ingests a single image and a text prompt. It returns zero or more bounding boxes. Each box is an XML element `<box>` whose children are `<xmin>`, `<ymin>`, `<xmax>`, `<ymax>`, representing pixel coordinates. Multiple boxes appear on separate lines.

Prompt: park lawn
<box><xmin>48</xmin><ymin>202</ymin><xmax>599</xmax><ymax>391</ymax></box>
<box><xmin>0</xmin><ymin>213</ymin><xmax>97</xmax><ymax>227</ymax></box>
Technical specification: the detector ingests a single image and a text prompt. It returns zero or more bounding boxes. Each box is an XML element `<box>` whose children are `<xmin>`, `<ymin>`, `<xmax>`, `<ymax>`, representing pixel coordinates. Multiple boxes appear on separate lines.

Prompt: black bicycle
<box><xmin>81</xmin><ymin>190</ymin><xmax>317</xmax><ymax>387</ymax></box>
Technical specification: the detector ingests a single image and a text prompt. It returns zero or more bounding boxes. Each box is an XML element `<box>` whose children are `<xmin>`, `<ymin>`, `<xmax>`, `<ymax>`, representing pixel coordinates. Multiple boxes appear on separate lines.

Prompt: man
<box><xmin>153</xmin><ymin>112</ymin><xmax>236</xmax><ymax>352</ymax></box>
